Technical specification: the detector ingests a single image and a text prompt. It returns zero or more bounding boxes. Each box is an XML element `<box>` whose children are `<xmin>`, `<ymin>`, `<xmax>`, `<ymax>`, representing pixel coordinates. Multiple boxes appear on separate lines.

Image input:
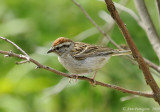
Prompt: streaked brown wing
<box><xmin>70</xmin><ymin>42</ymin><xmax>114</xmax><ymax>60</ymax></box>
<box><xmin>70</xmin><ymin>42</ymin><xmax>88</xmax><ymax>55</ymax></box>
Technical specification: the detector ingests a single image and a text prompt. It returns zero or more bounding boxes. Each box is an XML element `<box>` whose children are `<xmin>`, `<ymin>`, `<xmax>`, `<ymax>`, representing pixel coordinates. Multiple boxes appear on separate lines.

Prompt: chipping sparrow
<box><xmin>47</xmin><ymin>37</ymin><xmax>131</xmax><ymax>80</ymax></box>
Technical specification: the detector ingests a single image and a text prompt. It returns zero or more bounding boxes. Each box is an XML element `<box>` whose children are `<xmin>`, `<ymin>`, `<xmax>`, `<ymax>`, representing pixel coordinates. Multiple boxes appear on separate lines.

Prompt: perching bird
<box><xmin>47</xmin><ymin>37</ymin><xmax>131</xmax><ymax>80</ymax></box>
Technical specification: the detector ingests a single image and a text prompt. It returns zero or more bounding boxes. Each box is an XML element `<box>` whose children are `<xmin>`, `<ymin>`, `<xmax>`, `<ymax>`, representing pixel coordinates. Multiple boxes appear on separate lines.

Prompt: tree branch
<box><xmin>134</xmin><ymin>0</ymin><xmax>160</xmax><ymax>61</ymax></box>
<box><xmin>104</xmin><ymin>0</ymin><xmax>160</xmax><ymax>104</ymax></box>
<box><xmin>0</xmin><ymin>37</ymin><xmax>153</xmax><ymax>98</ymax></box>
<box><xmin>0</xmin><ymin>37</ymin><xmax>30</xmax><ymax>60</ymax></box>
<box><xmin>0</xmin><ymin>50</ymin><xmax>153</xmax><ymax>98</ymax></box>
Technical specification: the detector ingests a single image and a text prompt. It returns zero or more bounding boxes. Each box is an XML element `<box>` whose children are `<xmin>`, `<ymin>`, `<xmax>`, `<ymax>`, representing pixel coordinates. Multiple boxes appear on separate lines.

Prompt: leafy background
<box><xmin>0</xmin><ymin>0</ymin><xmax>160</xmax><ymax>112</ymax></box>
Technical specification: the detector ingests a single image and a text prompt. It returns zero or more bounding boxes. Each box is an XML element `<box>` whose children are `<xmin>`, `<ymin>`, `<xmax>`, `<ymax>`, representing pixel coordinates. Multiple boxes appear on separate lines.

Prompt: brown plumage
<box><xmin>70</xmin><ymin>42</ymin><xmax>115</xmax><ymax>60</ymax></box>
<box><xmin>52</xmin><ymin>37</ymin><xmax>72</xmax><ymax>47</ymax></box>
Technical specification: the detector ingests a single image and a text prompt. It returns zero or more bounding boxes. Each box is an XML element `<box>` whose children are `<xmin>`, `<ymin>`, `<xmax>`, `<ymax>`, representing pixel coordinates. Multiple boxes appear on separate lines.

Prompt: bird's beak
<box><xmin>47</xmin><ymin>47</ymin><xmax>54</xmax><ymax>54</ymax></box>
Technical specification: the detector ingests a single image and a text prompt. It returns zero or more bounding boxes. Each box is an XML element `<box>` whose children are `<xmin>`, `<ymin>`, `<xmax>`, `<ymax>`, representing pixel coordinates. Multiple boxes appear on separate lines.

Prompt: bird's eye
<box><xmin>55</xmin><ymin>47</ymin><xmax>60</xmax><ymax>50</ymax></box>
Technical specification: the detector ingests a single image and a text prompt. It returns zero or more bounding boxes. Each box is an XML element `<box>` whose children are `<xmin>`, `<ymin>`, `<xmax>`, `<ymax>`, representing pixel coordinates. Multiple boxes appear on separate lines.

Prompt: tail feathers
<box><xmin>111</xmin><ymin>50</ymin><xmax>132</xmax><ymax>56</ymax></box>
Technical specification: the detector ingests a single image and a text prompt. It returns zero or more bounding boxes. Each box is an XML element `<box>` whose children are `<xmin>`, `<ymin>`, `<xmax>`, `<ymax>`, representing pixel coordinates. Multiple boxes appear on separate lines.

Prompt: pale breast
<box><xmin>58</xmin><ymin>54</ymin><xmax>110</xmax><ymax>74</ymax></box>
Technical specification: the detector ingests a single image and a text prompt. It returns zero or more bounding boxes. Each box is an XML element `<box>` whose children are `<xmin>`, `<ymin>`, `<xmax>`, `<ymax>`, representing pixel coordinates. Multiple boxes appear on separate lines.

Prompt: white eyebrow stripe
<box><xmin>56</xmin><ymin>42</ymin><xmax>71</xmax><ymax>48</ymax></box>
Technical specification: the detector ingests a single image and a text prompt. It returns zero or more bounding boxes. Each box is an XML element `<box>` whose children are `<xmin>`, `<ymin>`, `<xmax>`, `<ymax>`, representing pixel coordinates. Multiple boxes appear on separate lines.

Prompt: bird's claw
<box><xmin>89</xmin><ymin>78</ymin><xmax>96</xmax><ymax>87</ymax></box>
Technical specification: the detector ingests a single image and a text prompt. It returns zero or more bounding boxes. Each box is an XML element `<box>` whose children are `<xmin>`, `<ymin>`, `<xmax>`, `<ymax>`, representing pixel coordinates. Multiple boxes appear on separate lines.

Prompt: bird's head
<box><xmin>47</xmin><ymin>37</ymin><xmax>74</xmax><ymax>56</ymax></box>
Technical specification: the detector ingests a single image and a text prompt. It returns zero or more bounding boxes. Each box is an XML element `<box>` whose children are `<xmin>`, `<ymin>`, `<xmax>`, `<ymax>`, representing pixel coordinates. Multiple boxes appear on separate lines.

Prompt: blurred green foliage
<box><xmin>0</xmin><ymin>0</ymin><xmax>160</xmax><ymax>112</ymax></box>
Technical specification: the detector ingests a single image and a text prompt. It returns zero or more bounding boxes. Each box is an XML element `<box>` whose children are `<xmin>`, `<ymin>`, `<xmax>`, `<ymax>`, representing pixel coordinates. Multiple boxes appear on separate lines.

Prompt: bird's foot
<box><xmin>89</xmin><ymin>71</ymin><xmax>97</xmax><ymax>86</ymax></box>
<box><xmin>69</xmin><ymin>74</ymin><xmax>79</xmax><ymax>83</ymax></box>
<box><xmin>89</xmin><ymin>77</ymin><xmax>96</xmax><ymax>87</ymax></box>
<box><xmin>75</xmin><ymin>74</ymin><xmax>79</xmax><ymax>82</ymax></box>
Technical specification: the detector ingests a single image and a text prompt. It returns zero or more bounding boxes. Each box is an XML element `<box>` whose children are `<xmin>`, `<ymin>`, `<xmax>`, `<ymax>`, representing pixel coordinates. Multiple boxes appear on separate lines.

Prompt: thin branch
<box><xmin>144</xmin><ymin>58</ymin><xmax>160</xmax><ymax>73</ymax></box>
<box><xmin>72</xmin><ymin>0</ymin><xmax>160</xmax><ymax>74</ymax></box>
<box><xmin>0</xmin><ymin>36</ymin><xmax>30</xmax><ymax>60</ymax></box>
<box><xmin>104</xmin><ymin>0</ymin><xmax>160</xmax><ymax>104</ymax></box>
<box><xmin>0</xmin><ymin>50</ymin><xmax>153</xmax><ymax>98</ymax></box>
<box><xmin>134</xmin><ymin>0</ymin><xmax>160</xmax><ymax>61</ymax></box>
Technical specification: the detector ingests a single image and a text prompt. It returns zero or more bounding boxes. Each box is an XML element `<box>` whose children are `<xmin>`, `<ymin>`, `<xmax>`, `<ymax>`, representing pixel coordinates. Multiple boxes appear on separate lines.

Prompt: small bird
<box><xmin>47</xmin><ymin>37</ymin><xmax>131</xmax><ymax>81</ymax></box>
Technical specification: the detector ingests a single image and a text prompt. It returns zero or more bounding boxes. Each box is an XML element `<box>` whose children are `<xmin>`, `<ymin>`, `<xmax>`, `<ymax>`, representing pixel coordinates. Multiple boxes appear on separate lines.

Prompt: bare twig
<box><xmin>134</xmin><ymin>0</ymin><xmax>160</xmax><ymax>61</ymax></box>
<box><xmin>0</xmin><ymin>49</ymin><xmax>153</xmax><ymax>98</ymax></box>
<box><xmin>144</xmin><ymin>58</ymin><xmax>160</xmax><ymax>73</ymax></box>
<box><xmin>0</xmin><ymin>36</ymin><xmax>30</xmax><ymax>60</ymax></box>
<box><xmin>104</xmin><ymin>0</ymin><xmax>160</xmax><ymax>104</ymax></box>
<box><xmin>72</xmin><ymin>0</ymin><xmax>160</xmax><ymax>74</ymax></box>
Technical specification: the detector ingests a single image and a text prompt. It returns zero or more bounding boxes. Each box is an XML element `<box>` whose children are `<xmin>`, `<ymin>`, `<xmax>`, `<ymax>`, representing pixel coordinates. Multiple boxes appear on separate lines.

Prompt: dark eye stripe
<box><xmin>63</xmin><ymin>45</ymin><xmax>70</xmax><ymax>47</ymax></box>
<box><xmin>55</xmin><ymin>45</ymin><xmax>70</xmax><ymax>50</ymax></box>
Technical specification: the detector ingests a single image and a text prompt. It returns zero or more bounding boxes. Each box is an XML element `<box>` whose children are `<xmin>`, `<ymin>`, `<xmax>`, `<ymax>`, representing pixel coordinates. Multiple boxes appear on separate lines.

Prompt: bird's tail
<box><xmin>111</xmin><ymin>50</ymin><xmax>132</xmax><ymax>56</ymax></box>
